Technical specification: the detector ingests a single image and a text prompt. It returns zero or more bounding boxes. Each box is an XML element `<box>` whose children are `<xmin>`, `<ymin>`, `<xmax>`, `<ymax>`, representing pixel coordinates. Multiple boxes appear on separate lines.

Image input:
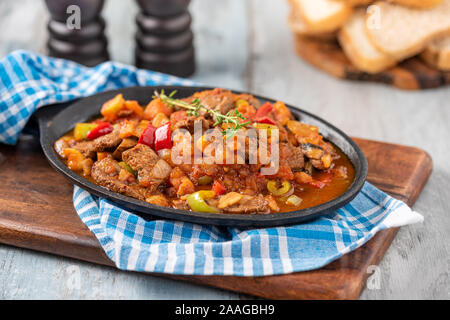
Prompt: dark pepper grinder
<box><xmin>44</xmin><ymin>0</ymin><xmax>109</xmax><ymax>67</ymax></box>
<box><xmin>135</xmin><ymin>0</ymin><xmax>195</xmax><ymax>77</ymax></box>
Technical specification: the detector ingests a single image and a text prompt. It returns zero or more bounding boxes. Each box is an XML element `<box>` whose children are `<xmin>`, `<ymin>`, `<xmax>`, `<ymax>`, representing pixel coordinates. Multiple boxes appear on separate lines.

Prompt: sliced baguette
<box><xmin>290</xmin><ymin>0</ymin><xmax>353</xmax><ymax>33</ymax></box>
<box><xmin>288</xmin><ymin>9</ymin><xmax>337</xmax><ymax>40</ymax></box>
<box><xmin>388</xmin><ymin>0</ymin><xmax>443</xmax><ymax>8</ymax></box>
<box><xmin>365</xmin><ymin>0</ymin><xmax>450</xmax><ymax>60</ymax></box>
<box><xmin>338</xmin><ymin>10</ymin><xmax>397</xmax><ymax>73</ymax></box>
<box><xmin>421</xmin><ymin>36</ymin><xmax>450</xmax><ymax>71</ymax></box>
<box><xmin>333</xmin><ymin>0</ymin><xmax>373</xmax><ymax>7</ymax></box>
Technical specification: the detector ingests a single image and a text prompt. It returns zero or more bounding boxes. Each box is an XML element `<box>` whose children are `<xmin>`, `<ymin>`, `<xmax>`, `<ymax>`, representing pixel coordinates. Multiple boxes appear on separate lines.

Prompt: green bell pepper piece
<box><xmin>187</xmin><ymin>191</ymin><xmax>219</xmax><ymax>213</ymax></box>
<box><xmin>74</xmin><ymin>123</ymin><xmax>97</xmax><ymax>141</ymax></box>
<box><xmin>118</xmin><ymin>162</ymin><xmax>136</xmax><ymax>175</ymax></box>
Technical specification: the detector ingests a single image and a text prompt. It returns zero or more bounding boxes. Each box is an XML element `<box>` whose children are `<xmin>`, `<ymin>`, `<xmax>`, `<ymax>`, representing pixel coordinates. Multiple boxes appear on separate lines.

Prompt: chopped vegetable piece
<box><xmin>97</xmin><ymin>152</ymin><xmax>109</xmax><ymax>161</ymax></box>
<box><xmin>144</xmin><ymin>98</ymin><xmax>172</xmax><ymax>120</ymax></box>
<box><xmin>138</xmin><ymin>123</ymin><xmax>157</xmax><ymax>148</ymax></box>
<box><xmin>286</xmin><ymin>195</ymin><xmax>302</xmax><ymax>206</ymax></box>
<box><xmin>74</xmin><ymin>123</ymin><xmax>97</xmax><ymax>141</ymax></box>
<box><xmin>253</xmin><ymin>122</ymin><xmax>277</xmax><ymax>137</ymax></box>
<box><xmin>255</xmin><ymin>102</ymin><xmax>273</xmax><ymax>119</ymax></box>
<box><xmin>308</xmin><ymin>172</ymin><xmax>333</xmax><ymax>189</ymax></box>
<box><xmin>146</xmin><ymin>195</ymin><xmax>170</xmax><ymax>207</ymax></box>
<box><xmin>218</xmin><ymin>192</ymin><xmax>243</xmax><ymax>209</ymax></box>
<box><xmin>235</xmin><ymin>99</ymin><xmax>249</xmax><ymax>108</ymax></box>
<box><xmin>86</xmin><ymin>122</ymin><xmax>113</xmax><ymax>140</ymax></box>
<box><xmin>256</xmin><ymin>117</ymin><xmax>276</xmax><ymax>125</ymax></box>
<box><xmin>152</xmin><ymin>112</ymin><xmax>169</xmax><ymax>128</ymax></box>
<box><xmin>198</xmin><ymin>176</ymin><xmax>213</xmax><ymax>185</ymax></box>
<box><xmin>265</xmin><ymin>195</ymin><xmax>280</xmax><ymax>212</ymax></box>
<box><xmin>212</xmin><ymin>180</ymin><xmax>226</xmax><ymax>195</ymax></box>
<box><xmin>124</xmin><ymin>100</ymin><xmax>144</xmax><ymax>117</ymax></box>
<box><xmin>118</xmin><ymin>168</ymin><xmax>135</xmax><ymax>183</ymax></box>
<box><xmin>294</xmin><ymin>171</ymin><xmax>313</xmax><ymax>184</ymax></box>
<box><xmin>62</xmin><ymin>148</ymin><xmax>85</xmax><ymax>171</ymax></box>
<box><xmin>287</xmin><ymin>120</ymin><xmax>321</xmax><ymax>144</ymax></box>
<box><xmin>118</xmin><ymin>161</ymin><xmax>135</xmax><ymax>175</ymax></box>
<box><xmin>101</xmin><ymin>94</ymin><xmax>125</xmax><ymax>121</ymax></box>
<box><xmin>321</xmin><ymin>154</ymin><xmax>332</xmax><ymax>169</ymax></box>
<box><xmin>134</xmin><ymin>120</ymin><xmax>150</xmax><ymax>137</ymax></box>
<box><xmin>187</xmin><ymin>191</ymin><xmax>219</xmax><ymax>213</ymax></box>
<box><xmin>81</xmin><ymin>158</ymin><xmax>93</xmax><ymax>176</ymax></box>
<box><xmin>119</xmin><ymin>120</ymin><xmax>137</xmax><ymax>139</ymax></box>
<box><xmin>272</xmin><ymin>101</ymin><xmax>292</xmax><ymax>125</ymax></box>
<box><xmin>236</xmin><ymin>102</ymin><xmax>256</xmax><ymax>120</ymax></box>
<box><xmin>267</xmin><ymin>180</ymin><xmax>291</xmax><ymax>196</ymax></box>
<box><xmin>154</xmin><ymin>122</ymin><xmax>172</xmax><ymax>152</ymax></box>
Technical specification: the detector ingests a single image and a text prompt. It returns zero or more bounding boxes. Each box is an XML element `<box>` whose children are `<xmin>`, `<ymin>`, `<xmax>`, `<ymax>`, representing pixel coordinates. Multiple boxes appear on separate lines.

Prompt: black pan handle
<box><xmin>25</xmin><ymin>101</ymin><xmax>78</xmax><ymax>137</ymax></box>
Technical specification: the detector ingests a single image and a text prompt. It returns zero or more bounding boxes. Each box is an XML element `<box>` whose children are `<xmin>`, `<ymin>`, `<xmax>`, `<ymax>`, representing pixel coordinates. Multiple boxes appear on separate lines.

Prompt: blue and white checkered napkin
<box><xmin>1</xmin><ymin>50</ymin><xmax>424</xmax><ymax>276</ymax></box>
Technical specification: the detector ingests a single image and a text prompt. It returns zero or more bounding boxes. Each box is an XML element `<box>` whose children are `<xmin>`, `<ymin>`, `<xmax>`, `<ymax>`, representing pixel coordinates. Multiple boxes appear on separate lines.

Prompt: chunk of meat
<box><xmin>288</xmin><ymin>146</ymin><xmax>305</xmax><ymax>171</ymax></box>
<box><xmin>173</xmin><ymin>115</ymin><xmax>210</xmax><ymax>134</ymax></box>
<box><xmin>122</xmin><ymin>144</ymin><xmax>162</xmax><ymax>188</ymax></box>
<box><xmin>54</xmin><ymin>138</ymin><xmax>69</xmax><ymax>158</ymax></box>
<box><xmin>112</xmin><ymin>137</ymin><xmax>138</xmax><ymax>160</ymax></box>
<box><xmin>194</xmin><ymin>88</ymin><xmax>234</xmax><ymax>117</ymax></box>
<box><xmin>91</xmin><ymin>157</ymin><xmax>149</xmax><ymax>200</ymax></box>
<box><xmin>302</xmin><ymin>143</ymin><xmax>324</xmax><ymax>160</ymax></box>
<box><xmin>73</xmin><ymin>128</ymin><xmax>122</xmax><ymax>158</ymax></box>
<box><xmin>280</xmin><ymin>143</ymin><xmax>304</xmax><ymax>171</ymax></box>
<box><xmin>302</xmin><ymin>143</ymin><xmax>333</xmax><ymax>170</ymax></box>
<box><xmin>222</xmin><ymin>195</ymin><xmax>269</xmax><ymax>214</ymax></box>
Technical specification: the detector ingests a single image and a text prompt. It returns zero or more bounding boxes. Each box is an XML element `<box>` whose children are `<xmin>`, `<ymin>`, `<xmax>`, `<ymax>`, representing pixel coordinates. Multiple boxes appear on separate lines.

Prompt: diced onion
<box><xmin>286</xmin><ymin>195</ymin><xmax>302</xmax><ymax>206</ymax></box>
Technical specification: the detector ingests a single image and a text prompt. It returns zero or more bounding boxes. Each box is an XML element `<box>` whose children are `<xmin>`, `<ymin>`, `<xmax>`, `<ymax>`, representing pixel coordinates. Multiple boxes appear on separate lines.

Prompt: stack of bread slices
<box><xmin>288</xmin><ymin>0</ymin><xmax>450</xmax><ymax>74</ymax></box>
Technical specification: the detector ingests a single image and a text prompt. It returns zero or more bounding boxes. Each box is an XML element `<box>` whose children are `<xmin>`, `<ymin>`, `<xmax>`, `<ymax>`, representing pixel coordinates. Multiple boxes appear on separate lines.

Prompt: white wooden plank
<box><xmin>189</xmin><ymin>0</ymin><xmax>249</xmax><ymax>89</ymax></box>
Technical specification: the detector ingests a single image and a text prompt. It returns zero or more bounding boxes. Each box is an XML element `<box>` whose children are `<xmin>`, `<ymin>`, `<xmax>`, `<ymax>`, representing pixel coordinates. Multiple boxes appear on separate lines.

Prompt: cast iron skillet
<box><xmin>36</xmin><ymin>86</ymin><xmax>368</xmax><ymax>228</ymax></box>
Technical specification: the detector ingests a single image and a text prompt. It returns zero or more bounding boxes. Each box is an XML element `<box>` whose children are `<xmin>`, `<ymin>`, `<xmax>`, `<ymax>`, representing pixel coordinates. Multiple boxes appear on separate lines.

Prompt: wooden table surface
<box><xmin>0</xmin><ymin>0</ymin><xmax>449</xmax><ymax>300</ymax></box>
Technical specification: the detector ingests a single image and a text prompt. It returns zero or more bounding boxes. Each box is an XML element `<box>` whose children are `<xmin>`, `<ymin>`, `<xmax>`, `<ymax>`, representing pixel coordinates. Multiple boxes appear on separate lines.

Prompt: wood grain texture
<box><xmin>293</xmin><ymin>35</ymin><xmax>450</xmax><ymax>90</ymax></box>
<box><xmin>0</xmin><ymin>135</ymin><xmax>432</xmax><ymax>300</ymax></box>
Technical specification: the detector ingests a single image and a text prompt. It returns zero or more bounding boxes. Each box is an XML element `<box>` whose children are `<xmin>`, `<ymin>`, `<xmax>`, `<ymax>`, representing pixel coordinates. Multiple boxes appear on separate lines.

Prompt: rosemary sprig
<box><xmin>154</xmin><ymin>90</ymin><xmax>250</xmax><ymax>139</ymax></box>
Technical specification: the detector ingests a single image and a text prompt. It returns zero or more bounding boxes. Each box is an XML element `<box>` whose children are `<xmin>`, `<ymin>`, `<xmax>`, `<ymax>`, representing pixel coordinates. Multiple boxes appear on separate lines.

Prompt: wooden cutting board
<box><xmin>294</xmin><ymin>35</ymin><xmax>450</xmax><ymax>90</ymax></box>
<box><xmin>0</xmin><ymin>135</ymin><xmax>432</xmax><ymax>299</ymax></box>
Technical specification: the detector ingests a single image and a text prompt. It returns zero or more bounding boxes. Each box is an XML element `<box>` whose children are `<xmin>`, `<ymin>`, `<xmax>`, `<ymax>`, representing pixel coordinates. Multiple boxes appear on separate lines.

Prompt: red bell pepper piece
<box><xmin>86</xmin><ymin>122</ymin><xmax>113</xmax><ymax>140</ymax></box>
<box><xmin>308</xmin><ymin>171</ymin><xmax>333</xmax><ymax>189</ymax></box>
<box><xmin>212</xmin><ymin>180</ymin><xmax>226</xmax><ymax>195</ymax></box>
<box><xmin>154</xmin><ymin>122</ymin><xmax>172</xmax><ymax>152</ymax></box>
<box><xmin>254</xmin><ymin>102</ymin><xmax>273</xmax><ymax>119</ymax></box>
<box><xmin>256</xmin><ymin>117</ymin><xmax>276</xmax><ymax>125</ymax></box>
<box><xmin>138</xmin><ymin>123</ymin><xmax>157</xmax><ymax>149</ymax></box>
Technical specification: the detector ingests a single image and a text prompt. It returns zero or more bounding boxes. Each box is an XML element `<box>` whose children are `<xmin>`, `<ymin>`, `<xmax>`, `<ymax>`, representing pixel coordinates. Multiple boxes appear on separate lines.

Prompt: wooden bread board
<box><xmin>294</xmin><ymin>35</ymin><xmax>450</xmax><ymax>90</ymax></box>
<box><xmin>0</xmin><ymin>135</ymin><xmax>432</xmax><ymax>299</ymax></box>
